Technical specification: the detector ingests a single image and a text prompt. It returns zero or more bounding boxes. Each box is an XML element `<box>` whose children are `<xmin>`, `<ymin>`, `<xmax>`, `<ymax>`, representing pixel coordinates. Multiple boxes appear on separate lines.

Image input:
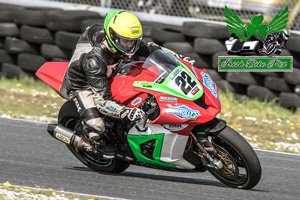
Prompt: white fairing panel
<box><xmin>128</xmin><ymin>122</ymin><xmax>196</xmax><ymax>169</ymax></box>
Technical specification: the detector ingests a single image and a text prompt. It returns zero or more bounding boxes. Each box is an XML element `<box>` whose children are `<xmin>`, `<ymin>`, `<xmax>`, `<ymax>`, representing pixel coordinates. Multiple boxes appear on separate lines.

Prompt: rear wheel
<box><xmin>58</xmin><ymin>101</ymin><xmax>130</xmax><ymax>173</ymax></box>
<box><xmin>208</xmin><ymin>126</ymin><xmax>261</xmax><ymax>189</ymax></box>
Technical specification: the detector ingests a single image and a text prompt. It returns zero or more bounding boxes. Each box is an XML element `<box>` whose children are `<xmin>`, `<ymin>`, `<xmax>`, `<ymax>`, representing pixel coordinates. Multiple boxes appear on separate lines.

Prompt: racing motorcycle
<box><xmin>36</xmin><ymin>49</ymin><xmax>261</xmax><ymax>189</ymax></box>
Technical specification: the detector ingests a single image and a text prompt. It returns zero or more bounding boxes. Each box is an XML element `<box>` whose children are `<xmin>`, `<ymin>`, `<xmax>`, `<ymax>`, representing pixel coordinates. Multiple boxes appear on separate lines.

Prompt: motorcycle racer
<box><xmin>61</xmin><ymin>10</ymin><xmax>195</xmax><ymax>157</ymax></box>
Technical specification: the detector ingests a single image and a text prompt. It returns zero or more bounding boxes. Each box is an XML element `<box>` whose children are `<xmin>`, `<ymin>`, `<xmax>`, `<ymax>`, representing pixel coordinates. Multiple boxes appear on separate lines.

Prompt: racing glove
<box><xmin>121</xmin><ymin>107</ymin><xmax>146</xmax><ymax>123</ymax></box>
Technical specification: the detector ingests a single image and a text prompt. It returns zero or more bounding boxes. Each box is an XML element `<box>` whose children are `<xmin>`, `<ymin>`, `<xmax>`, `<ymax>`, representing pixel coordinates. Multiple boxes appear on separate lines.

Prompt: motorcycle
<box><xmin>36</xmin><ymin>49</ymin><xmax>261</xmax><ymax>189</ymax></box>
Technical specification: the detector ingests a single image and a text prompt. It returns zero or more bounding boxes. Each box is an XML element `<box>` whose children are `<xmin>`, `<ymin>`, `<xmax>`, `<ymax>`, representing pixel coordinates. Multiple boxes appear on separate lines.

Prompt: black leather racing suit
<box><xmin>61</xmin><ymin>24</ymin><xmax>160</xmax><ymax>135</ymax></box>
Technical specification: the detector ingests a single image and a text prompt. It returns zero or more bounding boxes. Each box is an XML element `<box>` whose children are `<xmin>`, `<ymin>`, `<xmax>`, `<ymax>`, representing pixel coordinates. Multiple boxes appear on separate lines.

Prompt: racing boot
<box><xmin>88</xmin><ymin>131</ymin><xmax>100</xmax><ymax>140</ymax></box>
<box><xmin>82</xmin><ymin>124</ymin><xmax>115</xmax><ymax>158</ymax></box>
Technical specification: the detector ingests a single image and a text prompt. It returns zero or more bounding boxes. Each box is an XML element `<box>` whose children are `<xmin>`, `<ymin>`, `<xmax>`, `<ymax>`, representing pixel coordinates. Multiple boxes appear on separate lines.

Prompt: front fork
<box><xmin>190</xmin><ymin>133</ymin><xmax>223</xmax><ymax>170</ymax></box>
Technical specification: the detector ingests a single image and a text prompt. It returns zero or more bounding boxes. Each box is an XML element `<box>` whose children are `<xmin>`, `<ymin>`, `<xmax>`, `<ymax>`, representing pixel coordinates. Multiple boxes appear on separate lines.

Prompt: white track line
<box><xmin>255</xmin><ymin>149</ymin><xmax>300</xmax><ymax>156</ymax></box>
<box><xmin>13</xmin><ymin>185</ymin><xmax>129</xmax><ymax>200</ymax></box>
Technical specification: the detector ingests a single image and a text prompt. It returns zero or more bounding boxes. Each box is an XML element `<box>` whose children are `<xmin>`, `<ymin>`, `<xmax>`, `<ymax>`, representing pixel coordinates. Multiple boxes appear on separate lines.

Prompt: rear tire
<box><xmin>58</xmin><ymin>101</ymin><xmax>130</xmax><ymax>173</ymax></box>
<box><xmin>208</xmin><ymin>126</ymin><xmax>261</xmax><ymax>189</ymax></box>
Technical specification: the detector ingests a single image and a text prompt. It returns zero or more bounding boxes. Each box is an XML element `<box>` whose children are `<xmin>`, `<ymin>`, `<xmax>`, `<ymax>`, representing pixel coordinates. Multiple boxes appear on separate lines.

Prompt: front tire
<box><xmin>208</xmin><ymin>126</ymin><xmax>261</xmax><ymax>189</ymax></box>
<box><xmin>58</xmin><ymin>101</ymin><xmax>130</xmax><ymax>173</ymax></box>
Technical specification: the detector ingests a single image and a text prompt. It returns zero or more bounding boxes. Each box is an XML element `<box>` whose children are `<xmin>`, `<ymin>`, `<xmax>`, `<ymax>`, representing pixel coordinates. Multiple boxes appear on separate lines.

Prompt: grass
<box><xmin>0</xmin><ymin>181</ymin><xmax>109</xmax><ymax>200</ymax></box>
<box><xmin>0</xmin><ymin>76</ymin><xmax>66</xmax><ymax>122</ymax></box>
<box><xmin>0</xmin><ymin>76</ymin><xmax>300</xmax><ymax>153</ymax></box>
<box><xmin>0</xmin><ymin>76</ymin><xmax>56</xmax><ymax>94</ymax></box>
<box><xmin>217</xmin><ymin>92</ymin><xmax>300</xmax><ymax>153</ymax></box>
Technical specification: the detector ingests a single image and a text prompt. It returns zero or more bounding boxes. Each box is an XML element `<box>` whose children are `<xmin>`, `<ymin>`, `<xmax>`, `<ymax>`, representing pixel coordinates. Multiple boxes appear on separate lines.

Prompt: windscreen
<box><xmin>141</xmin><ymin>50</ymin><xmax>180</xmax><ymax>83</ymax></box>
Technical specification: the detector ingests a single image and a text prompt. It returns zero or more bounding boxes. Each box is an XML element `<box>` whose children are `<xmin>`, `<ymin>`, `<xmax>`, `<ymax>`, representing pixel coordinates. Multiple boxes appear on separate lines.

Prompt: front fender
<box><xmin>192</xmin><ymin>118</ymin><xmax>227</xmax><ymax>136</ymax></box>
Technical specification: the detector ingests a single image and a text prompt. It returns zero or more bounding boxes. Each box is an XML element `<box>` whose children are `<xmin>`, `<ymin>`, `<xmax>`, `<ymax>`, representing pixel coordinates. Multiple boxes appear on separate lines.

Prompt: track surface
<box><xmin>0</xmin><ymin>117</ymin><xmax>300</xmax><ymax>200</ymax></box>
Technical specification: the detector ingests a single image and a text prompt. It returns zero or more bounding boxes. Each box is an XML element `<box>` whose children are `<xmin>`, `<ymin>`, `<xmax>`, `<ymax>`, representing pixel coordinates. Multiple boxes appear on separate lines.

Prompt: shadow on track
<box><xmin>68</xmin><ymin>166</ymin><xmax>227</xmax><ymax>188</ymax></box>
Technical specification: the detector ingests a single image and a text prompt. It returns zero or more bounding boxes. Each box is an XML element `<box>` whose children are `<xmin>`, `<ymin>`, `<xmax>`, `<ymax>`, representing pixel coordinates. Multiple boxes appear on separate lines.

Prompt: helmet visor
<box><xmin>115</xmin><ymin>36</ymin><xmax>141</xmax><ymax>56</ymax></box>
<box><xmin>109</xmin><ymin>27</ymin><xmax>142</xmax><ymax>56</ymax></box>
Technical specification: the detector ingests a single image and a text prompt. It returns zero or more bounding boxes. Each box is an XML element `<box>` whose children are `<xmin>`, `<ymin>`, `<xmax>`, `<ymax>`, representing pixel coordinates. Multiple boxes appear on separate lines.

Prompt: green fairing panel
<box><xmin>133</xmin><ymin>64</ymin><xmax>204</xmax><ymax>100</ymax></box>
<box><xmin>127</xmin><ymin>134</ymin><xmax>176</xmax><ymax>168</ymax></box>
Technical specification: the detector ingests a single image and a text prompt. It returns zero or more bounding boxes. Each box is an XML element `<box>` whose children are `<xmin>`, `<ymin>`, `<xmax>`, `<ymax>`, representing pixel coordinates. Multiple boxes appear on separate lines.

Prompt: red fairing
<box><xmin>35</xmin><ymin>62</ymin><xmax>69</xmax><ymax>98</ymax></box>
<box><xmin>109</xmin><ymin>61</ymin><xmax>158</xmax><ymax>107</ymax></box>
<box><xmin>110</xmin><ymin>59</ymin><xmax>222</xmax><ymax>136</ymax></box>
<box><xmin>37</xmin><ymin>59</ymin><xmax>221</xmax><ymax>136</ymax></box>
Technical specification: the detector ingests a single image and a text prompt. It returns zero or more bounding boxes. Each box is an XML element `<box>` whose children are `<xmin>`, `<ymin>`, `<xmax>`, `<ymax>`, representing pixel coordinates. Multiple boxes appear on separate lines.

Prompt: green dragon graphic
<box><xmin>225</xmin><ymin>5</ymin><xmax>288</xmax><ymax>41</ymax></box>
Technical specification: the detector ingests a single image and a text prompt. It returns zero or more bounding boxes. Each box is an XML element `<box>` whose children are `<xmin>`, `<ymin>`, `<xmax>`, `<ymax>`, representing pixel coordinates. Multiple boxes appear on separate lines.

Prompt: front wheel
<box><xmin>58</xmin><ymin>101</ymin><xmax>130</xmax><ymax>173</ymax></box>
<box><xmin>208</xmin><ymin>126</ymin><xmax>261</xmax><ymax>189</ymax></box>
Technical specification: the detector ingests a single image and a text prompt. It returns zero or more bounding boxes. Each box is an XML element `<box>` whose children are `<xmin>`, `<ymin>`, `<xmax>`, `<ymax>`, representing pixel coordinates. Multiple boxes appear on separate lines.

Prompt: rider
<box><xmin>61</xmin><ymin>10</ymin><xmax>194</xmax><ymax>157</ymax></box>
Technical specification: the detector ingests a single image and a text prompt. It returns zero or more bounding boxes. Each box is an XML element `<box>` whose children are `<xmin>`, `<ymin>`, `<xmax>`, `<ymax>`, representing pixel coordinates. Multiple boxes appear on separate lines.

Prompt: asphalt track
<box><xmin>0</xmin><ymin>117</ymin><xmax>300</xmax><ymax>200</ymax></box>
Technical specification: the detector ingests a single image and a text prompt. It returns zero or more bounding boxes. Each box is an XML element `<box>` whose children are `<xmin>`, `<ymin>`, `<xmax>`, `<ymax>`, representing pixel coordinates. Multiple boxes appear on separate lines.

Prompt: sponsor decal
<box><xmin>160</xmin><ymin>96</ymin><xmax>178</xmax><ymax>102</ymax></box>
<box><xmin>131</xmin><ymin>28</ymin><xmax>140</xmax><ymax>34</ymax></box>
<box><xmin>200</xmin><ymin>72</ymin><xmax>218</xmax><ymax>98</ymax></box>
<box><xmin>131</xmin><ymin>97</ymin><xmax>142</xmax><ymax>106</ymax></box>
<box><xmin>105</xmin><ymin>103</ymin><xmax>120</xmax><ymax>112</ymax></box>
<box><xmin>163</xmin><ymin>124</ymin><xmax>189</xmax><ymax>131</ymax></box>
<box><xmin>141</xmin><ymin>82</ymin><xmax>152</xmax><ymax>88</ymax></box>
<box><xmin>55</xmin><ymin>133</ymin><xmax>70</xmax><ymax>144</ymax></box>
<box><xmin>191</xmin><ymin>87</ymin><xmax>200</xmax><ymax>96</ymax></box>
<box><xmin>170</xmin><ymin>68</ymin><xmax>181</xmax><ymax>80</ymax></box>
<box><xmin>165</xmin><ymin>105</ymin><xmax>201</xmax><ymax>120</ymax></box>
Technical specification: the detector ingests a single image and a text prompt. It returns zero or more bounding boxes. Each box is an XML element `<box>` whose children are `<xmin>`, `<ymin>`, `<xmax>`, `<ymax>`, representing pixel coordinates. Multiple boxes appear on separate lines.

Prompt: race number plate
<box><xmin>167</xmin><ymin>68</ymin><xmax>201</xmax><ymax>98</ymax></box>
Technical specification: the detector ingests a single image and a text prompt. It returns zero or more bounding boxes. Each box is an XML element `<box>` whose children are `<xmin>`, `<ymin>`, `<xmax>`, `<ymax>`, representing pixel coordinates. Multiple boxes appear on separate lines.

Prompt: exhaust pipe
<box><xmin>47</xmin><ymin>124</ymin><xmax>89</xmax><ymax>150</ymax></box>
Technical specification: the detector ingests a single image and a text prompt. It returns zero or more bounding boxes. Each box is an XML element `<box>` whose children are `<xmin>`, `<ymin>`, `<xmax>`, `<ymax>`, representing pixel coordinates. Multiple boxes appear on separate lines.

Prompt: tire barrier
<box><xmin>0</xmin><ymin>3</ymin><xmax>299</xmax><ymax>109</ymax></box>
<box><xmin>247</xmin><ymin>85</ymin><xmax>279</xmax><ymax>102</ymax></box>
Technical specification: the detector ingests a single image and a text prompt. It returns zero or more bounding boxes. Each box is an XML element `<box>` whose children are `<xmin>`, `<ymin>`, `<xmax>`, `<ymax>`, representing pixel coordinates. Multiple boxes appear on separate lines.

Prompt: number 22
<box><xmin>175</xmin><ymin>71</ymin><xmax>196</xmax><ymax>95</ymax></box>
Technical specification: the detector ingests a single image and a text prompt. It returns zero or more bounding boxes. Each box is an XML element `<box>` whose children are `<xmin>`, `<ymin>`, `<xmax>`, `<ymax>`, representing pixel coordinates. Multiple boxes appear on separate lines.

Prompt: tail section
<box><xmin>36</xmin><ymin>62</ymin><xmax>69</xmax><ymax>98</ymax></box>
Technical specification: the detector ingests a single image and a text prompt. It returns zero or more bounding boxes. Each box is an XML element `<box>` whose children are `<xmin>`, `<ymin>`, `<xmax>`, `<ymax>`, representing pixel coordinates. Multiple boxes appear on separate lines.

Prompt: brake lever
<box><xmin>135</xmin><ymin>107</ymin><xmax>156</xmax><ymax>132</ymax></box>
<box><xmin>135</xmin><ymin>114</ymin><xmax>149</xmax><ymax>132</ymax></box>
